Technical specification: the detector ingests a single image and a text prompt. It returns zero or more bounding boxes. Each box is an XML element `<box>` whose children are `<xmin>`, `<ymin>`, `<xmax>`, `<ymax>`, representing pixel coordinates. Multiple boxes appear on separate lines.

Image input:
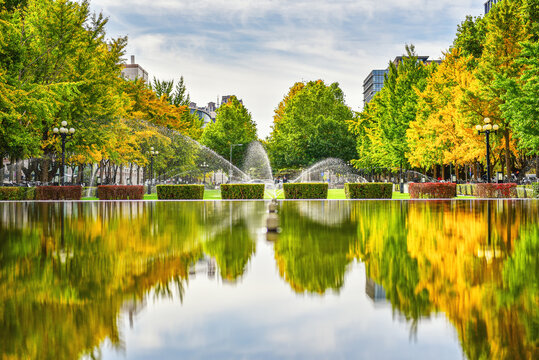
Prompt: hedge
<box><xmin>0</xmin><ymin>187</ymin><xmax>35</xmax><ymax>200</ymax></box>
<box><xmin>409</xmin><ymin>183</ymin><xmax>456</xmax><ymax>199</ymax></box>
<box><xmin>36</xmin><ymin>186</ymin><xmax>82</xmax><ymax>200</ymax></box>
<box><xmin>476</xmin><ymin>183</ymin><xmax>517</xmax><ymax>198</ymax></box>
<box><xmin>157</xmin><ymin>185</ymin><xmax>204</xmax><ymax>200</ymax></box>
<box><xmin>344</xmin><ymin>183</ymin><xmax>392</xmax><ymax>199</ymax></box>
<box><xmin>283</xmin><ymin>183</ymin><xmax>328</xmax><ymax>199</ymax></box>
<box><xmin>220</xmin><ymin>184</ymin><xmax>265</xmax><ymax>199</ymax></box>
<box><xmin>533</xmin><ymin>182</ymin><xmax>539</xmax><ymax>198</ymax></box>
<box><xmin>97</xmin><ymin>185</ymin><xmax>144</xmax><ymax>200</ymax></box>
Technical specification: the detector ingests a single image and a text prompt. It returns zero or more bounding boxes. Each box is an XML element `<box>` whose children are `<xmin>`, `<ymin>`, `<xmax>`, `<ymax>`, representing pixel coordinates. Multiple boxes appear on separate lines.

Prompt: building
<box><xmin>363</xmin><ymin>69</ymin><xmax>388</xmax><ymax>106</ymax></box>
<box><xmin>363</xmin><ymin>55</ymin><xmax>441</xmax><ymax>105</ymax></box>
<box><xmin>484</xmin><ymin>0</ymin><xmax>500</xmax><ymax>14</ymax></box>
<box><xmin>121</xmin><ymin>55</ymin><xmax>149</xmax><ymax>82</ymax></box>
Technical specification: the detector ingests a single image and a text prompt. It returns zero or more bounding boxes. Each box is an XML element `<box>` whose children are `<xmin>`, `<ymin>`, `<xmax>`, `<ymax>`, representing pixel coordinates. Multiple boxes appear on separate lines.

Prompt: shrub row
<box><xmin>476</xmin><ymin>183</ymin><xmax>517</xmax><ymax>198</ymax></box>
<box><xmin>0</xmin><ymin>187</ymin><xmax>35</xmax><ymax>200</ymax></box>
<box><xmin>221</xmin><ymin>184</ymin><xmax>265</xmax><ymax>199</ymax></box>
<box><xmin>157</xmin><ymin>185</ymin><xmax>204</xmax><ymax>200</ymax></box>
<box><xmin>36</xmin><ymin>186</ymin><xmax>82</xmax><ymax>200</ymax></box>
<box><xmin>283</xmin><ymin>183</ymin><xmax>328</xmax><ymax>199</ymax></box>
<box><xmin>409</xmin><ymin>183</ymin><xmax>457</xmax><ymax>199</ymax></box>
<box><xmin>97</xmin><ymin>185</ymin><xmax>144</xmax><ymax>200</ymax></box>
<box><xmin>532</xmin><ymin>182</ymin><xmax>539</xmax><ymax>198</ymax></box>
<box><xmin>344</xmin><ymin>183</ymin><xmax>392</xmax><ymax>199</ymax></box>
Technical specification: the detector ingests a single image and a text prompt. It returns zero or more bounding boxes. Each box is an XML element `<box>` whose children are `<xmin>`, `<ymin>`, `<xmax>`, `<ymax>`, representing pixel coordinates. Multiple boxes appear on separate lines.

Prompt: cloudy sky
<box><xmin>90</xmin><ymin>0</ymin><xmax>484</xmax><ymax>138</ymax></box>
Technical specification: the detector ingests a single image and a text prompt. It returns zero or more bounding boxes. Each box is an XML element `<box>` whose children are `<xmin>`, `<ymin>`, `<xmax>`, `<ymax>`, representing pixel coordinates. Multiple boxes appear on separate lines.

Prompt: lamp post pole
<box><xmin>475</xmin><ymin>118</ymin><xmax>499</xmax><ymax>184</ymax></box>
<box><xmin>148</xmin><ymin>147</ymin><xmax>158</xmax><ymax>194</ymax></box>
<box><xmin>229</xmin><ymin>144</ymin><xmax>243</xmax><ymax>182</ymax></box>
<box><xmin>200</xmin><ymin>162</ymin><xmax>209</xmax><ymax>184</ymax></box>
<box><xmin>52</xmin><ymin>121</ymin><xmax>76</xmax><ymax>186</ymax></box>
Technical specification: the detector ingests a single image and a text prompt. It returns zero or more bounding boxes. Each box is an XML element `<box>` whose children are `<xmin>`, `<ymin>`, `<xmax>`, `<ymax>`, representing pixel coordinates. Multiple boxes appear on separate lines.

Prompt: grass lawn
<box><xmin>82</xmin><ymin>189</ymin><xmax>414</xmax><ymax>200</ymax></box>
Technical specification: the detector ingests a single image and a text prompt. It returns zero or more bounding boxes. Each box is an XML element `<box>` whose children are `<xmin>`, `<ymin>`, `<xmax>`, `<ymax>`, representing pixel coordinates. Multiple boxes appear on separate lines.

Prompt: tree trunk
<box><xmin>504</xmin><ymin>129</ymin><xmax>512</xmax><ymax>178</ymax></box>
<box><xmin>536</xmin><ymin>155</ymin><xmax>539</xmax><ymax>178</ymax></box>
<box><xmin>16</xmin><ymin>160</ymin><xmax>22</xmax><ymax>183</ymax></box>
<box><xmin>119</xmin><ymin>164</ymin><xmax>124</xmax><ymax>185</ymax></box>
<box><xmin>142</xmin><ymin>166</ymin><xmax>146</xmax><ymax>186</ymax></box>
<box><xmin>99</xmin><ymin>160</ymin><xmax>104</xmax><ymax>185</ymax></box>
<box><xmin>77</xmin><ymin>164</ymin><xmax>84</xmax><ymax>184</ymax></box>
<box><xmin>137</xmin><ymin>165</ymin><xmax>141</xmax><ymax>185</ymax></box>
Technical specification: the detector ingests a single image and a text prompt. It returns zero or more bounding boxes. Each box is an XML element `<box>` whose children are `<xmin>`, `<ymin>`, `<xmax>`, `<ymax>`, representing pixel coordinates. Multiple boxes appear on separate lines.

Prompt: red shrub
<box><xmin>97</xmin><ymin>185</ymin><xmax>144</xmax><ymax>200</ymax></box>
<box><xmin>36</xmin><ymin>186</ymin><xmax>82</xmax><ymax>200</ymax></box>
<box><xmin>476</xmin><ymin>183</ymin><xmax>517</xmax><ymax>198</ymax></box>
<box><xmin>409</xmin><ymin>183</ymin><xmax>457</xmax><ymax>199</ymax></box>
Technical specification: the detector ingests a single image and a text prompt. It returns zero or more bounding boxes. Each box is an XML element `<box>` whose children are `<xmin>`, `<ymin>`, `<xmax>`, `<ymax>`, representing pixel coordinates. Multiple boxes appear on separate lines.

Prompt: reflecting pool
<box><xmin>0</xmin><ymin>200</ymin><xmax>537</xmax><ymax>359</ymax></box>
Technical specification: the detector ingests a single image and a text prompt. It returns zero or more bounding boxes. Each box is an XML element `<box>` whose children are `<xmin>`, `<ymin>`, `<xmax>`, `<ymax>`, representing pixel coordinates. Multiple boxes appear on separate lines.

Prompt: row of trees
<box><xmin>0</xmin><ymin>0</ymin><xmax>202</xmax><ymax>184</ymax></box>
<box><xmin>350</xmin><ymin>0</ymin><xmax>539</xmax><ymax>180</ymax></box>
<box><xmin>2</xmin><ymin>0</ymin><xmax>537</xmax><ymax>183</ymax></box>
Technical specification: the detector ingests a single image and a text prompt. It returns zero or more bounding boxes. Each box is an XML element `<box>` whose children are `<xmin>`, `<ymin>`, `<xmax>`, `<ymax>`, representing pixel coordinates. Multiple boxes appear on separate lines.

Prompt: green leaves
<box><xmin>267</xmin><ymin>80</ymin><xmax>356</xmax><ymax>170</ymax></box>
<box><xmin>351</xmin><ymin>45</ymin><xmax>433</xmax><ymax>169</ymax></box>
<box><xmin>200</xmin><ymin>96</ymin><xmax>257</xmax><ymax>167</ymax></box>
<box><xmin>500</xmin><ymin>41</ymin><xmax>539</xmax><ymax>155</ymax></box>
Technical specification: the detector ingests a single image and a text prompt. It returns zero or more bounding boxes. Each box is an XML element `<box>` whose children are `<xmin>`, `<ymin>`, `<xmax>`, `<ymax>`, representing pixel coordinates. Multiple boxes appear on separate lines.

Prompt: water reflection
<box><xmin>0</xmin><ymin>200</ymin><xmax>537</xmax><ymax>359</ymax></box>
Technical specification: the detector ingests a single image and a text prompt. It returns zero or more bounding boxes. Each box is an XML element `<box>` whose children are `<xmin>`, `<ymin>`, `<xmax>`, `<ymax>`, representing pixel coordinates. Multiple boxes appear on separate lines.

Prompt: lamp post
<box><xmin>148</xmin><ymin>147</ymin><xmax>159</xmax><ymax>194</ymax></box>
<box><xmin>200</xmin><ymin>161</ymin><xmax>209</xmax><ymax>184</ymax></box>
<box><xmin>52</xmin><ymin>121</ymin><xmax>76</xmax><ymax>186</ymax></box>
<box><xmin>475</xmin><ymin>118</ymin><xmax>499</xmax><ymax>184</ymax></box>
<box><xmin>229</xmin><ymin>143</ymin><xmax>243</xmax><ymax>182</ymax></box>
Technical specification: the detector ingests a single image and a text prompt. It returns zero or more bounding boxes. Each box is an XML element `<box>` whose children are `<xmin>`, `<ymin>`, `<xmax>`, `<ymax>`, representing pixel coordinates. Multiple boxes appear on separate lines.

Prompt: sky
<box><xmin>90</xmin><ymin>0</ymin><xmax>485</xmax><ymax>138</ymax></box>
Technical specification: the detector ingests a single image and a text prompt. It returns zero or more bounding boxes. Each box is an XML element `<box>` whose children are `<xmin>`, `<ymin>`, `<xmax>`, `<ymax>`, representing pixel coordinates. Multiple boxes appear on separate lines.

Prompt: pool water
<box><xmin>0</xmin><ymin>200</ymin><xmax>537</xmax><ymax>359</ymax></box>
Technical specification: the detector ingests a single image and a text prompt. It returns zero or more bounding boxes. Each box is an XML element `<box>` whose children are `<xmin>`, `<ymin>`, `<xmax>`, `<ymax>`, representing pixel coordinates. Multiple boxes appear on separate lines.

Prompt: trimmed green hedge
<box><xmin>36</xmin><ymin>186</ymin><xmax>82</xmax><ymax>200</ymax></box>
<box><xmin>409</xmin><ymin>183</ymin><xmax>457</xmax><ymax>199</ymax></box>
<box><xmin>283</xmin><ymin>183</ymin><xmax>328</xmax><ymax>199</ymax></box>
<box><xmin>533</xmin><ymin>182</ymin><xmax>539</xmax><ymax>198</ymax></box>
<box><xmin>97</xmin><ymin>185</ymin><xmax>144</xmax><ymax>200</ymax></box>
<box><xmin>476</xmin><ymin>183</ymin><xmax>517</xmax><ymax>198</ymax></box>
<box><xmin>0</xmin><ymin>187</ymin><xmax>35</xmax><ymax>200</ymax></box>
<box><xmin>344</xmin><ymin>183</ymin><xmax>392</xmax><ymax>199</ymax></box>
<box><xmin>221</xmin><ymin>184</ymin><xmax>265</xmax><ymax>199</ymax></box>
<box><xmin>157</xmin><ymin>185</ymin><xmax>204</xmax><ymax>200</ymax></box>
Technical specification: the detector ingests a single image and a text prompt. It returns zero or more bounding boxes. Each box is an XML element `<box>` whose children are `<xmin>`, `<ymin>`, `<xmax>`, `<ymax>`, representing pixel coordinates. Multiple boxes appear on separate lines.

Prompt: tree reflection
<box><xmin>0</xmin><ymin>200</ymin><xmax>537</xmax><ymax>359</ymax></box>
<box><xmin>274</xmin><ymin>201</ymin><xmax>357</xmax><ymax>294</ymax></box>
<box><xmin>0</xmin><ymin>202</ymin><xmax>204</xmax><ymax>359</ymax></box>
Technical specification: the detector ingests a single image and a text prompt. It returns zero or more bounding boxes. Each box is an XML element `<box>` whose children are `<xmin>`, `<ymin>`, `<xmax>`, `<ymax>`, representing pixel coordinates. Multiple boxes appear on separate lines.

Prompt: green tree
<box><xmin>200</xmin><ymin>96</ymin><xmax>257</xmax><ymax>168</ymax></box>
<box><xmin>350</xmin><ymin>45</ymin><xmax>434</xmax><ymax>170</ymax></box>
<box><xmin>469</xmin><ymin>0</ymin><xmax>530</xmax><ymax>176</ymax></box>
<box><xmin>500</xmin><ymin>41</ymin><xmax>539</xmax><ymax>175</ymax></box>
<box><xmin>267</xmin><ymin>80</ymin><xmax>356</xmax><ymax>170</ymax></box>
<box><xmin>452</xmin><ymin>15</ymin><xmax>487</xmax><ymax>61</ymax></box>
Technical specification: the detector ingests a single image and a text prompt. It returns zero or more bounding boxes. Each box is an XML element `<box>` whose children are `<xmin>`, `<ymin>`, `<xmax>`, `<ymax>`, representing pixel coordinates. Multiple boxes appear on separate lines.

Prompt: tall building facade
<box><xmin>484</xmin><ymin>0</ymin><xmax>500</xmax><ymax>14</ymax></box>
<box><xmin>363</xmin><ymin>69</ymin><xmax>388</xmax><ymax>106</ymax></box>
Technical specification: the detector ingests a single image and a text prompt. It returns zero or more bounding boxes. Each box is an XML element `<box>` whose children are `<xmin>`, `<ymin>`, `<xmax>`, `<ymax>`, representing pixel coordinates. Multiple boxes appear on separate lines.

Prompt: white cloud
<box><xmin>89</xmin><ymin>0</ymin><xmax>482</xmax><ymax>137</ymax></box>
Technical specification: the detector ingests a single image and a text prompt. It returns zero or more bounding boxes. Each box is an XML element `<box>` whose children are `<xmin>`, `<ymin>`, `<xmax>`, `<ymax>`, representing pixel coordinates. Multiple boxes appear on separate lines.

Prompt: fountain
<box><xmin>290</xmin><ymin>158</ymin><xmax>368</xmax><ymax>184</ymax></box>
<box><xmin>402</xmin><ymin>170</ymin><xmax>435</xmax><ymax>183</ymax></box>
<box><xmin>0</xmin><ymin>119</ymin><xmax>375</xmax><ymax>200</ymax></box>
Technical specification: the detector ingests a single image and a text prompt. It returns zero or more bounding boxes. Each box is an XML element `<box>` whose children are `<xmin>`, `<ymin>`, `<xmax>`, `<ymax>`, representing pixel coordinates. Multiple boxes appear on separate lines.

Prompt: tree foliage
<box><xmin>350</xmin><ymin>45</ymin><xmax>434</xmax><ymax>169</ymax></box>
<box><xmin>200</xmin><ymin>96</ymin><xmax>257</xmax><ymax>168</ymax></box>
<box><xmin>267</xmin><ymin>80</ymin><xmax>356</xmax><ymax>170</ymax></box>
